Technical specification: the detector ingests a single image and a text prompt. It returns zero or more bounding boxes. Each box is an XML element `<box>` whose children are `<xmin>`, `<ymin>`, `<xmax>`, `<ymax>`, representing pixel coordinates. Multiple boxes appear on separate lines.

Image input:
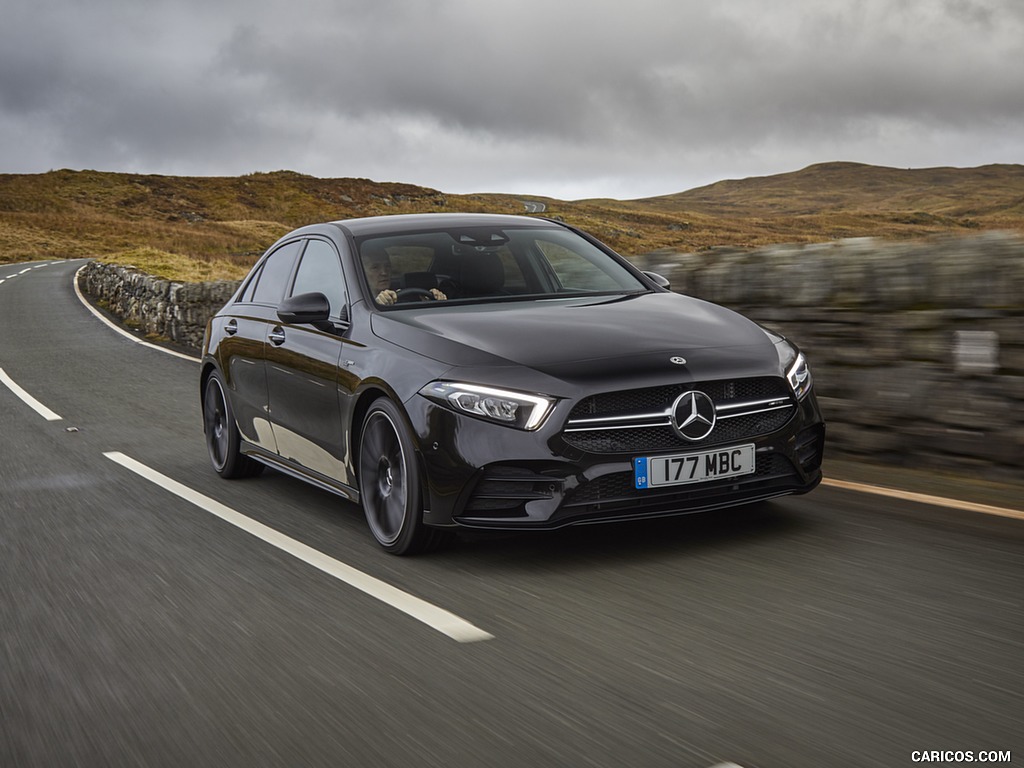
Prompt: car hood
<box><xmin>370</xmin><ymin>292</ymin><xmax>783</xmax><ymax>389</ymax></box>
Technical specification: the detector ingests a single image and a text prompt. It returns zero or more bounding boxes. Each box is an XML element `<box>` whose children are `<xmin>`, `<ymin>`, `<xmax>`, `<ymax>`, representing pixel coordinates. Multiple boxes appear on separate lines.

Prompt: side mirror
<box><xmin>643</xmin><ymin>271</ymin><xmax>671</xmax><ymax>290</ymax></box>
<box><xmin>278</xmin><ymin>292</ymin><xmax>331</xmax><ymax>325</ymax></box>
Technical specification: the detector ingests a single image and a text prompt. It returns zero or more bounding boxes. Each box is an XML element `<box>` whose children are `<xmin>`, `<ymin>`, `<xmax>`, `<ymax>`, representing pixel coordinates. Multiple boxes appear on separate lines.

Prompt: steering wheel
<box><xmin>395</xmin><ymin>287</ymin><xmax>437</xmax><ymax>303</ymax></box>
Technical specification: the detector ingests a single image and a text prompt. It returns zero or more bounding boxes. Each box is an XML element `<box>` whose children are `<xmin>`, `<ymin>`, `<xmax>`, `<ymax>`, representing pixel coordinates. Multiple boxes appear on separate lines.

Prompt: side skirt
<box><xmin>241</xmin><ymin>442</ymin><xmax>361</xmax><ymax>504</ymax></box>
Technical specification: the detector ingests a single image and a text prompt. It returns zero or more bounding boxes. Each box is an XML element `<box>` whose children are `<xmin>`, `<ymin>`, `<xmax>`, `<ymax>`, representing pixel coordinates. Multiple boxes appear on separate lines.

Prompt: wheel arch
<box><xmin>199</xmin><ymin>361</ymin><xmax>218</xmax><ymax>431</ymax></box>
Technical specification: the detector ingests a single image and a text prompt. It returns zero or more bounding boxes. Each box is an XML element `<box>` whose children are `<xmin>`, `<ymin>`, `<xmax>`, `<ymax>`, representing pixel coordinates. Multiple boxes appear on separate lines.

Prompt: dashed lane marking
<box><xmin>0</xmin><ymin>367</ymin><xmax>62</xmax><ymax>421</ymax></box>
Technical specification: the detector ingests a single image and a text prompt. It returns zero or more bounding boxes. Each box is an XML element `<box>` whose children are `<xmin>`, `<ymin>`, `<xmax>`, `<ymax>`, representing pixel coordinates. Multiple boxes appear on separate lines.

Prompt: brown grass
<box><xmin>3</xmin><ymin>163</ymin><xmax>1023</xmax><ymax>280</ymax></box>
<box><xmin>96</xmin><ymin>247</ymin><xmax>251</xmax><ymax>282</ymax></box>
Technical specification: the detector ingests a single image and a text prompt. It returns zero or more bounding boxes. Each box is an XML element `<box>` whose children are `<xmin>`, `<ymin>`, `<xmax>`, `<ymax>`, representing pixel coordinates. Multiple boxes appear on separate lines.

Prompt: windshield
<box><xmin>356</xmin><ymin>225</ymin><xmax>648</xmax><ymax>307</ymax></box>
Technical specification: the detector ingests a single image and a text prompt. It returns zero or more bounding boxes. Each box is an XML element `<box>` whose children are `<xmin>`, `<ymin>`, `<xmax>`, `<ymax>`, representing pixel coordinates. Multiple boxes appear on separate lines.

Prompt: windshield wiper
<box><xmin>571</xmin><ymin>290</ymin><xmax>650</xmax><ymax>307</ymax></box>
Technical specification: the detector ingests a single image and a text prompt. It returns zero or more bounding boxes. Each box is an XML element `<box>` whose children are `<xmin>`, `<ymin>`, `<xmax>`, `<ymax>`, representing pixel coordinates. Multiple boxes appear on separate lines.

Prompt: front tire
<box><xmin>203</xmin><ymin>371</ymin><xmax>263</xmax><ymax>479</ymax></box>
<box><xmin>358</xmin><ymin>399</ymin><xmax>444</xmax><ymax>555</ymax></box>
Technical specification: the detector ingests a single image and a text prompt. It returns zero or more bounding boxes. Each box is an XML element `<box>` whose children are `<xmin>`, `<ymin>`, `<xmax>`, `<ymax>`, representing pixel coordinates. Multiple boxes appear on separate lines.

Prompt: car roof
<box><xmin>329</xmin><ymin>212</ymin><xmax>563</xmax><ymax>238</ymax></box>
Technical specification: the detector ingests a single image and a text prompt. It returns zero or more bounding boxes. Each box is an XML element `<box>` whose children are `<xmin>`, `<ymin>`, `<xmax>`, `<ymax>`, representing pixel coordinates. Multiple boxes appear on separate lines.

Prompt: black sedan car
<box><xmin>201</xmin><ymin>213</ymin><xmax>824</xmax><ymax>554</ymax></box>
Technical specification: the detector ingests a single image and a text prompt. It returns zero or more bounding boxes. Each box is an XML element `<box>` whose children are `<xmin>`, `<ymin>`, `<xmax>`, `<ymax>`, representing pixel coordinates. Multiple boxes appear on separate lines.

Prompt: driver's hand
<box><xmin>430</xmin><ymin>288</ymin><xmax>447</xmax><ymax>301</ymax></box>
<box><xmin>376</xmin><ymin>289</ymin><xmax>397</xmax><ymax>305</ymax></box>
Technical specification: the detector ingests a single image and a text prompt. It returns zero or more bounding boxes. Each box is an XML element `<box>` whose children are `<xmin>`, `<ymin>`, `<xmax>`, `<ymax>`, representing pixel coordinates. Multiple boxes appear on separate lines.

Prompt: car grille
<box><xmin>562</xmin><ymin>377</ymin><xmax>795</xmax><ymax>454</ymax></box>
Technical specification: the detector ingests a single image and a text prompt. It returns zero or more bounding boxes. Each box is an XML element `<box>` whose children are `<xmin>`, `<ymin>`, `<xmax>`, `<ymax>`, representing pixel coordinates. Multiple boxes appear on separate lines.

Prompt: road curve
<box><xmin>2</xmin><ymin>259</ymin><xmax>1022</xmax><ymax>768</ymax></box>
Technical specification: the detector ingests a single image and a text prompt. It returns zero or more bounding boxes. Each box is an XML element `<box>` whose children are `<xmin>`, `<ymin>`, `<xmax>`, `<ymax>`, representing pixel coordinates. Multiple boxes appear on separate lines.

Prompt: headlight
<box><xmin>786</xmin><ymin>352</ymin><xmax>813</xmax><ymax>400</ymax></box>
<box><xmin>775</xmin><ymin>339</ymin><xmax>813</xmax><ymax>400</ymax></box>
<box><xmin>419</xmin><ymin>381</ymin><xmax>555</xmax><ymax>430</ymax></box>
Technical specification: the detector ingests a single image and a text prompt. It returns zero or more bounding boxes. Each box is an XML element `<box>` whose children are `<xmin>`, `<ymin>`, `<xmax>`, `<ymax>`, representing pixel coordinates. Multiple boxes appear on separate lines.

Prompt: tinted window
<box><xmin>356</xmin><ymin>226</ymin><xmax>644</xmax><ymax>306</ymax></box>
<box><xmin>251</xmin><ymin>241</ymin><xmax>302</xmax><ymax>305</ymax></box>
<box><xmin>291</xmin><ymin>239</ymin><xmax>347</xmax><ymax>317</ymax></box>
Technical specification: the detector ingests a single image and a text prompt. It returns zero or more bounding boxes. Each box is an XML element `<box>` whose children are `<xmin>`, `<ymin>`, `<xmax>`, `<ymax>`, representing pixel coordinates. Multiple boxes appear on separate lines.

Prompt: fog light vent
<box><xmin>795</xmin><ymin>426</ymin><xmax>825</xmax><ymax>471</ymax></box>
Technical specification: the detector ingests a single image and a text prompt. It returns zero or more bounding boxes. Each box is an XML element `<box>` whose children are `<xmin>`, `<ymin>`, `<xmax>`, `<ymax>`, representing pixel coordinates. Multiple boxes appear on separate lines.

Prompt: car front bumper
<box><xmin>410</xmin><ymin>391</ymin><xmax>825</xmax><ymax>531</ymax></box>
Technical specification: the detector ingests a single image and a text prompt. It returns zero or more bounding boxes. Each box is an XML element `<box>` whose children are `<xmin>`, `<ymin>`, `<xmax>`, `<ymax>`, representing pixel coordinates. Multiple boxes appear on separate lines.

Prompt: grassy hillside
<box><xmin>2</xmin><ymin>163</ymin><xmax>1023</xmax><ymax>280</ymax></box>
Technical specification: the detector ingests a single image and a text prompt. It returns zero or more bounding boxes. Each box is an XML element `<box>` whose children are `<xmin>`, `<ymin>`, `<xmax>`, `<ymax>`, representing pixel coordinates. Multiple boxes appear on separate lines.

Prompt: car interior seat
<box><xmin>458</xmin><ymin>252</ymin><xmax>505</xmax><ymax>297</ymax></box>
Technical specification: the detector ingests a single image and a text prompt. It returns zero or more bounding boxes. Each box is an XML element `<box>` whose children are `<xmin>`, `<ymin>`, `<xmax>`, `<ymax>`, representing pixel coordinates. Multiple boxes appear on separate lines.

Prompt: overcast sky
<box><xmin>2</xmin><ymin>0</ymin><xmax>1022</xmax><ymax>200</ymax></box>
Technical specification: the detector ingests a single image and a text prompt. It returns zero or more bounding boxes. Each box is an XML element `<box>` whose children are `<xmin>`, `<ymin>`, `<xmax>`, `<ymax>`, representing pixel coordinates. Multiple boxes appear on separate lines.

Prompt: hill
<box><xmin>645</xmin><ymin>161</ymin><xmax>1024</xmax><ymax>225</ymax></box>
<box><xmin>2</xmin><ymin>163</ymin><xmax>1023</xmax><ymax>280</ymax></box>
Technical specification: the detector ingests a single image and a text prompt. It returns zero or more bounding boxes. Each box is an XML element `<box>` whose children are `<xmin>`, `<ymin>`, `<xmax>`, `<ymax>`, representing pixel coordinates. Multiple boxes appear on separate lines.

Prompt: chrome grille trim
<box><xmin>565</xmin><ymin>398</ymin><xmax>794</xmax><ymax>430</ymax></box>
<box><xmin>715</xmin><ymin>396</ymin><xmax>792</xmax><ymax>413</ymax></box>
<box><xmin>718</xmin><ymin>403</ymin><xmax>793</xmax><ymax>420</ymax></box>
<box><xmin>565</xmin><ymin>411</ymin><xmax>670</xmax><ymax>427</ymax></box>
<box><xmin>562</xmin><ymin>381</ymin><xmax>797</xmax><ymax>453</ymax></box>
<box><xmin>564</xmin><ymin>422</ymin><xmax>669</xmax><ymax>433</ymax></box>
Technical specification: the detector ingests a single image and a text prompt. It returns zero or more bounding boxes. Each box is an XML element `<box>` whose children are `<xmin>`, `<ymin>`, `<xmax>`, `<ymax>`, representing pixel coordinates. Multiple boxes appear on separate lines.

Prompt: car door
<box><xmin>220</xmin><ymin>239</ymin><xmax>304</xmax><ymax>453</ymax></box>
<box><xmin>264</xmin><ymin>237</ymin><xmax>352</xmax><ymax>484</ymax></box>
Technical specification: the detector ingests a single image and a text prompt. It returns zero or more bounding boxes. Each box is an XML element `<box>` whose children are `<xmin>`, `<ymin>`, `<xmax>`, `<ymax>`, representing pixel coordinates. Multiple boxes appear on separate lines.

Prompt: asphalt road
<box><xmin>520</xmin><ymin>200</ymin><xmax>548</xmax><ymax>214</ymax></box>
<box><xmin>2</xmin><ymin>259</ymin><xmax>1022</xmax><ymax>768</ymax></box>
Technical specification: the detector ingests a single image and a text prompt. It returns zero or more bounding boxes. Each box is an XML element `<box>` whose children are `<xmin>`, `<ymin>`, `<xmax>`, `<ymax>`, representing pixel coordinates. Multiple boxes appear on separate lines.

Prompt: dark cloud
<box><xmin>1</xmin><ymin>0</ymin><xmax>1021</xmax><ymax>198</ymax></box>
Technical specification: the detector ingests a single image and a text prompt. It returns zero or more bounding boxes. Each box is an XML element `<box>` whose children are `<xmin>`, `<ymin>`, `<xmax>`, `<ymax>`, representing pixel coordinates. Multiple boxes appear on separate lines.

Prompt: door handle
<box><xmin>268</xmin><ymin>327</ymin><xmax>286</xmax><ymax>346</ymax></box>
<box><xmin>224</xmin><ymin>319</ymin><xmax>238</xmax><ymax>336</ymax></box>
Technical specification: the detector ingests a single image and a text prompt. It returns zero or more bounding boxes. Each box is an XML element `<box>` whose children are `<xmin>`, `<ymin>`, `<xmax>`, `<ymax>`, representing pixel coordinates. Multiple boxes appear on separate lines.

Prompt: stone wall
<box><xmin>79</xmin><ymin>233</ymin><xmax>1024</xmax><ymax>481</ymax></box>
<box><xmin>78</xmin><ymin>262</ymin><xmax>240</xmax><ymax>352</ymax></box>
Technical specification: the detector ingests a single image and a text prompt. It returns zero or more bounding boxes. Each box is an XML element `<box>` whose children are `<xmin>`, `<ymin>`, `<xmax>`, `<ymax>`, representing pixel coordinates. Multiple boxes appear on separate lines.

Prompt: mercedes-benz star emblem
<box><xmin>670</xmin><ymin>391</ymin><xmax>716</xmax><ymax>441</ymax></box>
<box><xmin>670</xmin><ymin>356</ymin><xmax>687</xmax><ymax>365</ymax></box>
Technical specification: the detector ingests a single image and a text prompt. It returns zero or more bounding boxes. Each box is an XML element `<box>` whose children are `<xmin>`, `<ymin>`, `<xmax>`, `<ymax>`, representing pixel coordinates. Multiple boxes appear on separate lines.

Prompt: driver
<box><xmin>363</xmin><ymin>246</ymin><xmax>447</xmax><ymax>305</ymax></box>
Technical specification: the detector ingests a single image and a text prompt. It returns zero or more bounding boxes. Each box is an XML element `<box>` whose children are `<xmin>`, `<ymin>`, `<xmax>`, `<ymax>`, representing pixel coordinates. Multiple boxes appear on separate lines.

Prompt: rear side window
<box><xmin>249</xmin><ymin>241</ymin><xmax>302</xmax><ymax>305</ymax></box>
<box><xmin>291</xmin><ymin>239</ymin><xmax>347</xmax><ymax>318</ymax></box>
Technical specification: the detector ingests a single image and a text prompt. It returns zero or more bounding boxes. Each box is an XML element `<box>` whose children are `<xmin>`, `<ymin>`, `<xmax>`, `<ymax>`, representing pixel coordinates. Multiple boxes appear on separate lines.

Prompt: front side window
<box><xmin>291</xmin><ymin>239</ymin><xmax>347</xmax><ymax>318</ymax></box>
<box><xmin>535</xmin><ymin>238</ymin><xmax>626</xmax><ymax>292</ymax></box>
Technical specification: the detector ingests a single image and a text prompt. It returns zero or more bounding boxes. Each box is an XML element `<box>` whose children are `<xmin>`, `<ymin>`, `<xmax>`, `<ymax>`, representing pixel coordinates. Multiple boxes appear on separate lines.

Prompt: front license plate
<box><xmin>634</xmin><ymin>444</ymin><xmax>756</xmax><ymax>489</ymax></box>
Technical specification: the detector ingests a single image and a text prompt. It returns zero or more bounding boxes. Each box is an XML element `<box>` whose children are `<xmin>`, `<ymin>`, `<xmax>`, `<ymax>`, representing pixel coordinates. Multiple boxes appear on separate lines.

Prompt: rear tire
<box><xmin>203</xmin><ymin>371</ymin><xmax>263</xmax><ymax>479</ymax></box>
<box><xmin>358</xmin><ymin>399</ymin><xmax>447</xmax><ymax>555</ymax></box>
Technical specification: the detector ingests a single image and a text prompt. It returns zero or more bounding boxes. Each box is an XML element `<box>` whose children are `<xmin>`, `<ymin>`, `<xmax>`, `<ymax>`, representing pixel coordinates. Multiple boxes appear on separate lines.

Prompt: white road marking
<box><xmin>0</xmin><ymin>367</ymin><xmax>63</xmax><ymax>421</ymax></box>
<box><xmin>103</xmin><ymin>451</ymin><xmax>495</xmax><ymax>644</ymax></box>
<box><xmin>1</xmin><ymin>262</ymin><xmax>50</xmax><ymax>283</ymax></box>
<box><xmin>73</xmin><ymin>264</ymin><xmax>199</xmax><ymax>363</ymax></box>
<box><xmin>823</xmin><ymin>477</ymin><xmax>1024</xmax><ymax>520</ymax></box>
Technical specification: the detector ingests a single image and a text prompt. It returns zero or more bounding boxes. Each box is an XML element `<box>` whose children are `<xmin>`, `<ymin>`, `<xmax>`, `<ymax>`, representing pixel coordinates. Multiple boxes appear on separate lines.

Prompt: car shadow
<box><xmin>247</xmin><ymin>467</ymin><xmax>813</xmax><ymax>569</ymax></box>
<box><xmin>437</xmin><ymin>501</ymin><xmax>812</xmax><ymax>571</ymax></box>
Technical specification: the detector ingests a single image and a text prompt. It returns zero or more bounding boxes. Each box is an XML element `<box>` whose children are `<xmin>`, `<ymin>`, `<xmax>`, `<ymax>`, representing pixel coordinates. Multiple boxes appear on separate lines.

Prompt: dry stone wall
<box><xmin>79</xmin><ymin>262</ymin><xmax>240</xmax><ymax>353</ymax></box>
<box><xmin>79</xmin><ymin>233</ymin><xmax>1024</xmax><ymax>481</ymax></box>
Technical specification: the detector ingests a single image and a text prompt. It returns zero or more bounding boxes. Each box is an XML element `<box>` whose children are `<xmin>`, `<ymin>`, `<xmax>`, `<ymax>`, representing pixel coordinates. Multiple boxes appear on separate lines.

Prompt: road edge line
<box><xmin>822</xmin><ymin>477</ymin><xmax>1024</xmax><ymax>521</ymax></box>
<box><xmin>73</xmin><ymin>264</ymin><xmax>200</xmax><ymax>363</ymax></box>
